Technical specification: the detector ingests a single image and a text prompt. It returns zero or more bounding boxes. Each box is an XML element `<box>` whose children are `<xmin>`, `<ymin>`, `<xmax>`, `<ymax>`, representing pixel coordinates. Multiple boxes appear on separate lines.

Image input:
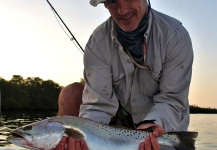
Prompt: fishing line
<box><xmin>52</xmin><ymin>9</ymin><xmax>71</xmax><ymax>40</ymax></box>
<box><xmin>71</xmin><ymin>40</ymin><xmax>84</xmax><ymax>54</ymax></box>
<box><xmin>46</xmin><ymin>0</ymin><xmax>84</xmax><ymax>54</ymax></box>
<box><xmin>50</xmin><ymin>9</ymin><xmax>84</xmax><ymax>54</ymax></box>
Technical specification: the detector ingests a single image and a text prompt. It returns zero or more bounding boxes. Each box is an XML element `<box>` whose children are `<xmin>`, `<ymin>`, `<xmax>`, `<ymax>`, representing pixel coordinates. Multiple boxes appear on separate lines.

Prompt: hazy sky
<box><xmin>0</xmin><ymin>0</ymin><xmax>217</xmax><ymax>108</ymax></box>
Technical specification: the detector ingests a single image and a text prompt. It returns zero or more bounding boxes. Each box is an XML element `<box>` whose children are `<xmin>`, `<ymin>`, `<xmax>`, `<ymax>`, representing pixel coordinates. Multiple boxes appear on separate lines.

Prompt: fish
<box><xmin>7</xmin><ymin>116</ymin><xmax>198</xmax><ymax>150</ymax></box>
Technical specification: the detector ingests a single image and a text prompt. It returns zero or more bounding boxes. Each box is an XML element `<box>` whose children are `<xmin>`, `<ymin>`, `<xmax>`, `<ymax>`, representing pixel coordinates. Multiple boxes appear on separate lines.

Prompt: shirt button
<box><xmin>87</xmin><ymin>73</ymin><xmax>91</xmax><ymax>77</ymax></box>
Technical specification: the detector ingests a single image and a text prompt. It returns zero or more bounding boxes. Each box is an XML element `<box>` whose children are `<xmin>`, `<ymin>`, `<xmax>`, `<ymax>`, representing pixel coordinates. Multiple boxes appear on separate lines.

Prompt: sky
<box><xmin>0</xmin><ymin>0</ymin><xmax>217</xmax><ymax>108</ymax></box>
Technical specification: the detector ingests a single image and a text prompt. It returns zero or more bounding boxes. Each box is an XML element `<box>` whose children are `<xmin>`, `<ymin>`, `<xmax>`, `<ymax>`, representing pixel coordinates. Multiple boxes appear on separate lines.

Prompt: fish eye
<box><xmin>106</xmin><ymin>0</ymin><xmax>117</xmax><ymax>5</ymax></box>
<box><xmin>23</xmin><ymin>125</ymin><xmax>32</xmax><ymax>131</ymax></box>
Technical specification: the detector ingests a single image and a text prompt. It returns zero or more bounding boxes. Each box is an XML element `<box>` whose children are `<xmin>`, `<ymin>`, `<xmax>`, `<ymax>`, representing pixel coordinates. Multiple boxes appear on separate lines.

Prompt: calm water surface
<box><xmin>0</xmin><ymin>111</ymin><xmax>56</xmax><ymax>149</ymax></box>
<box><xmin>0</xmin><ymin>112</ymin><xmax>216</xmax><ymax>149</ymax></box>
<box><xmin>188</xmin><ymin>114</ymin><xmax>217</xmax><ymax>149</ymax></box>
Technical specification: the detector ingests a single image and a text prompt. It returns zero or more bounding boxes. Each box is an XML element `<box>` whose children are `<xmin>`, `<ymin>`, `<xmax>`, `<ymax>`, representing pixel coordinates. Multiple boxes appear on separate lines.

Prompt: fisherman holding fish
<box><xmin>57</xmin><ymin>0</ymin><xmax>194</xmax><ymax>149</ymax></box>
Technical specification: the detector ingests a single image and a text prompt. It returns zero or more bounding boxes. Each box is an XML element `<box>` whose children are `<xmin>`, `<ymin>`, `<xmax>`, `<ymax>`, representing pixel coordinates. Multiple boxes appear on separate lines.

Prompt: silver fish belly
<box><xmin>7</xmin><ymin>116</ymin><xmax>198</xmax><ymax>150</ymax></box>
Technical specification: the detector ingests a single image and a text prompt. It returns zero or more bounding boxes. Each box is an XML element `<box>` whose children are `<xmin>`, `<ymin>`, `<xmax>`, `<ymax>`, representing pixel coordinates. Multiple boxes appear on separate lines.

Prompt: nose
<box><xmin>117</xmin><ymin>0</ymin><xmax>129</xmax><ymax>15</ymax></box>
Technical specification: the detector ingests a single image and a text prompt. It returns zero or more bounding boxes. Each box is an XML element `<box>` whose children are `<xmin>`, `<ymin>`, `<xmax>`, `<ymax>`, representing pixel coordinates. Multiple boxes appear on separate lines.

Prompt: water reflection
<box><xmin>0</xmin><ymin>111</ymin><xmax>56</xmax><ymax>148</ymax></box>
<box><xmin>189</xmin><ymin>114</ymin><xmax>217</xmax><ymax>150</ymax></box>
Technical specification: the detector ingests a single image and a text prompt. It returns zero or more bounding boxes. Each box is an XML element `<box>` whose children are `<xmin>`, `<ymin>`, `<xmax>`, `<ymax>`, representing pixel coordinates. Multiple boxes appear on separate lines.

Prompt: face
<box><xmin>104</xmin><ymin>0</ymin><xmax>147</xmax><ymax>32</ymax></box>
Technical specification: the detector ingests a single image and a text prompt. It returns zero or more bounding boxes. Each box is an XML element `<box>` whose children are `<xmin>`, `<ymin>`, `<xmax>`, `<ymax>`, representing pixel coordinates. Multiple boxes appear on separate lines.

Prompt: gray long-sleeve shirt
<box><xmin>79</xmin><ymin>9</ymin><xmax>193</xmax><ymax>132</ymax></box>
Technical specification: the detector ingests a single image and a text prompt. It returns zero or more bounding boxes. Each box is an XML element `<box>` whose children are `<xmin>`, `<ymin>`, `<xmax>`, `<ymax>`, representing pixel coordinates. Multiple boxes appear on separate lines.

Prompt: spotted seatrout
<box><xmin>7</xmin><ymin>116</ymin><xmax>198</xmax><ymax>150</ymax></box>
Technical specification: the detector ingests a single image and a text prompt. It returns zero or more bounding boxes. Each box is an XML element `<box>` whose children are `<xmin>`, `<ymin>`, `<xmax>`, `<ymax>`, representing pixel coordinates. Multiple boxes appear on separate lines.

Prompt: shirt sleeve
<box><xmin>144</xmin><ymin>32</ymin><xmax>193</xmax><ymax>131</ymax></box>
<box><xmin>79</xmin><ymin>37</ymin><xmax>119</xmax><ymax>124</ymax></box>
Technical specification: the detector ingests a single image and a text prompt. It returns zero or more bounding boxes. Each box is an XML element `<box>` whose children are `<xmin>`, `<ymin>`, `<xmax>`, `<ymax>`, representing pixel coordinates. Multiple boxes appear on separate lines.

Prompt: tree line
<box><xmin>1</xmin><ymin>75</ymin><xmax>217</xmax><ymax>113</ymax></box>
<box><xmin>190</xmin><ymin>105</ymin><xmax>217</xmax><ymax>114</ymax></box>
<box><xmin>0</xmin><ymin>75</ymin><xmax>62</xmax><ymax>111</ymax></box>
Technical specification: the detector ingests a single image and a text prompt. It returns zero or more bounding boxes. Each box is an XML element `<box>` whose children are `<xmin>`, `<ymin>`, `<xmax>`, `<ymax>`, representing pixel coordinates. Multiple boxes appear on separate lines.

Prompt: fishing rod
<box><xmin>46</xmin><ymin>0</ymin><xmax>84</xmax><ymax>53</ymax></box>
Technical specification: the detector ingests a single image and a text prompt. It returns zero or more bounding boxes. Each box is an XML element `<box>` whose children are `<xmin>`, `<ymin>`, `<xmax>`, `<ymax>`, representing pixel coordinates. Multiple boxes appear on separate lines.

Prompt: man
<box><xmin>56</xmin><ymin>0</ymin><xmax>193</xmax><ymax>149</ymax></box>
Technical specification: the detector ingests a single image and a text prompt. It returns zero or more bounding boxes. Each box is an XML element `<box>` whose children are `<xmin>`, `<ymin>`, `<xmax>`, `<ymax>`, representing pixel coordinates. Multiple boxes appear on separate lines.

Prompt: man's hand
<box><xmin>137</xmin><ymin>123</ymin><xmax>164</xmax><ymax>150</ymax></box>
<box><xmin>54</xmin><ymin>136</ymin><xmax>89</xmax><ymax>150</ymax></box>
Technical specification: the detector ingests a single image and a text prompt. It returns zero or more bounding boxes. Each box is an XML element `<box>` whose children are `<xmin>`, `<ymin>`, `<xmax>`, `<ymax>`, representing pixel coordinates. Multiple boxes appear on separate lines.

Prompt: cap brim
<box><xmin>90</xmin><ymin>0</ymin><xmax>105</xmax><ymax>7</ymax></box>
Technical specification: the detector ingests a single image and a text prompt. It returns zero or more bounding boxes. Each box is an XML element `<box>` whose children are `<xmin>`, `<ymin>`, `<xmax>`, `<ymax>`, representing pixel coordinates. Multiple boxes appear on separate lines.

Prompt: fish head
<box><xmin>7</xmin><ymin>118</ymin><xmax>65</xmax><ymax>149</ymax></box>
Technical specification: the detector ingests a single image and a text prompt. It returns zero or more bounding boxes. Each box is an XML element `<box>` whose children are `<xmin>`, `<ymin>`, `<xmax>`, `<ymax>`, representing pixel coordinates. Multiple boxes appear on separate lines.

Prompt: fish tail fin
<box><xmin>168</xmin><ymin>131</ymin><xmax>198</xmax><ymax>150</ymax></box>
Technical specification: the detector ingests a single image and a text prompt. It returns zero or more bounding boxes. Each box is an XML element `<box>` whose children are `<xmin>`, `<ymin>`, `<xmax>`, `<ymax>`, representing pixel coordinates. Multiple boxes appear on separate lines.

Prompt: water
<box><xmin>188</xmin><ymin>114</ymin><xmax>217</xmax><ymax>149</ymax></box>
<box><xmin>0</xmin><ymin>111</ymin><xmax>56</xmax><ymax>149</ymax></box>
<box><xmin>0</xmin><ymin>113</ymin><xmax>216</xmax><ymax>149</ymax></box>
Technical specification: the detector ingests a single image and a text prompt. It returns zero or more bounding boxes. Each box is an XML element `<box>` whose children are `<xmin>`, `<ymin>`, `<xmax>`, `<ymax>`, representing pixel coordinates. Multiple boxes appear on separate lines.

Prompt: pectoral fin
<box><xmin>65</xmin><ymin>127</ymin><xmax>84</xmax><ymax>140</ymax></box>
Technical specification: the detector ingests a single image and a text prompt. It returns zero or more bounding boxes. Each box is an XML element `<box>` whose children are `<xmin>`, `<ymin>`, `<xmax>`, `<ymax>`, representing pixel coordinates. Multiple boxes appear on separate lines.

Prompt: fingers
<box><xmin>68</xmin><ymin>137</ymin><xmax>89</xmax><ymax>150</ymax></box>
<box><xmin>55</xmin><ymin>137</ymin><xmax>88</xmax><ymax>150</ymax></box>
<box><xmin>80</xmin><ymin>140</ymin><xmax>89</xmax><ymax>150</ymax></box>
<box><xmin>137</xmin><ymin>123</ymin><xmax>155</xmax><ymax>130</ymax></box>
<box><xmin>139</xmin><ymin>141</ymin><xmax>145</xmax><ymax>150</ymax></box>
<box><xmin>145</xmin><ymin>136</ymin><xmax>151</xmax><ymax>150</ymax></box>
<box><xmin>55</xmin><ymin>136</ymin><xmax>67</xmax><ymax>150</ymax></box>
<box><xmin>153</xmin><ymin>126</ymin><xmax>164</xmax><ymax>137</ymax></box>
<box><xmin>137</xmin><ymin>123</ymin><xmax>163</xmax><ymax>150</ymax></box>
<box><xmin>136</xmin><ymin>123</ymin><xmax>164</xmax><ymax>137</ymax></box>
<box><xmin>150</xmin><ymin>135</ymin><xmax>160</xmax><ymax>150</ymax></box>
<box><xmin>68</xmin><ymin>136</ymin><xmax>76</xmax><ymax>150</ymax></box>
<box><xmin>139</xmin><ymin>136</ymin><xmax>152</xmax><ymax>150</ymax></box>
<box><xmin>139</xmin><ymin>135</ymin><xmax>160</xmax><ymax>150</ymax></box>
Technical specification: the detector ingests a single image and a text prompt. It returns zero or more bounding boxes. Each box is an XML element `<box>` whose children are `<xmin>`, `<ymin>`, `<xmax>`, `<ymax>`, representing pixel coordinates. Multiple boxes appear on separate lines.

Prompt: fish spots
<box><xmin>99</xmin><ymin>124</ymin><xmax>149</xmax><ymax>141</ymax></box>
<box><xmin>101</xmin><ymin>125</ymin><xmax>109</xmax><ymax>132</ymax></box>
<box><xmin>95</xmin><ymin>124</ymin><xmax>155</xmax><ymax>145</ymax></box>
<box><xmin>162</xmin><ymin>133</ymin><xmax>180</xmax><ymax>145</ymax></box>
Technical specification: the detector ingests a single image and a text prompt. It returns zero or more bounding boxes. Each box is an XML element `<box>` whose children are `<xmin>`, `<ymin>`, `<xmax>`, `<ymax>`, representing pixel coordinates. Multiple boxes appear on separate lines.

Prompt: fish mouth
<box><xmin>7</xmin><ymin>132</ymin><xmax>26</xmax><ymax>142</ymax></box>
<box><xmin>7</xmin><ymin>132</ymin><xmax>35</xmax><ymax>150</ymax></box>
<box><xmin>10</xmin><ymin>132</ymin><xmax>25</xmax><ymax>139</ymax></box>
<box><xmin>7</xmin><ymin>131</ymin><xmax>33</xmax><ymax>142</ymax></box>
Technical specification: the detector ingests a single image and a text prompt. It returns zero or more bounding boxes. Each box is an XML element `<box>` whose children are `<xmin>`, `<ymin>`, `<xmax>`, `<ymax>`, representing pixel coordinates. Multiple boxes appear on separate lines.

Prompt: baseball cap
<box><xmin>90</xmin><ymin>0</ymin><xmax>105</xmax><ymax>7</ymax></box>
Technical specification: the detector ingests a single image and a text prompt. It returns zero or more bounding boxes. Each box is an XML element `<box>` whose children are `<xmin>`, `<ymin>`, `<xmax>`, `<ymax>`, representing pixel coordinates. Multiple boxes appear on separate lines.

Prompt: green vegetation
<box><xmin>190</xmin><ymin>105</ymin><xmax>217</xmax><ymax>114</ymax></box>
<box><xmin>0</xmin><ymin>75</ymin><xmax>62</xmax><ymax>111</ymax></box>
<box><xmin>1</xmin><ymin>75</ymin><xmax>217</xmax><ymax>113</ymax></box>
